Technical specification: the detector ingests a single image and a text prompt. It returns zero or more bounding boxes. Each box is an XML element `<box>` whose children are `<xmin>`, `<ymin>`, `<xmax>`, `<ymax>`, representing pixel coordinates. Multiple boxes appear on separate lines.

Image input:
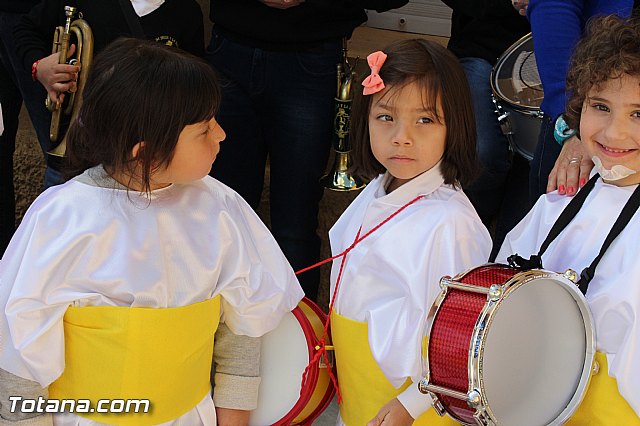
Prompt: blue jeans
<box><xmin>205</xmin><ymin>31</ymin><xmax>340</xmax><ymax>300</ymax></box>
<box><xmin>459</xmin><ymin>57</ymin><xmax>530</xmax><ymax>259</ymax></box>
<box><xmin>529</xmin><ymin>115</ymin><xmax>562</xmax><ymax>204</ymax></box>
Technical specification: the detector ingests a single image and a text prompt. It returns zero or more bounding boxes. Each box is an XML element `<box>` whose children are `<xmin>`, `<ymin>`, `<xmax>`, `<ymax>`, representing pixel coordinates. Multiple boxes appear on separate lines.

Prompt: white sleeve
<box><xmin>214</xmin><ymin>195</ymin><xmax>304</xmax><ymax>337</ymax></box>
<box><xmin>367</xmin><ymin>208</ymin><xmax>491</xmax><ymax>390</ymax></box>
<box><xmin>0</xmin><ymin>204</ymin><xmax>69</xmax><ymax>387</ymax></box>
<box><xmin>396</xmin><ymin>382</ymin><xmax>434</xmax><ymax>420</ymax></box>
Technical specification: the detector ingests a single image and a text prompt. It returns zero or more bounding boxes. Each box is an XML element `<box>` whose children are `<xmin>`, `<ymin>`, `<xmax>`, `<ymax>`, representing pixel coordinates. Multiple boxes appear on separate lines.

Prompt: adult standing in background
<box><xmin>441</xmin><ymin>0</ymin><xmax>530</xmax><ymax>259</ymax></box>
<box><xmin>0</xmin><ymin>0</ymin><xmax>51</xmax><ymax>256</ymax></box>
<box><xmin>11</xmin><ymin>0</ymin><xmax>205</xmax><ymax>189</ymax></box>
<box><xmin>526</xmin><ymin>0</ymin><xmax>633</xmax><ymax>202</ymax></box>
<box><xmin>206</xmin><ymin>0</ymin><xmax>408</xmax><ymax>301</ymax></box>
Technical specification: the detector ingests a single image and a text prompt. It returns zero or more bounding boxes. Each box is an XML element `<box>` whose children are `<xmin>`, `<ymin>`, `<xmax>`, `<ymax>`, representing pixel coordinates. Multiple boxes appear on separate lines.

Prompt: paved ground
<box><xmin>315</xmin><ymin>396</ymin><xmax>339</xmax><ymax>425</ymax></box>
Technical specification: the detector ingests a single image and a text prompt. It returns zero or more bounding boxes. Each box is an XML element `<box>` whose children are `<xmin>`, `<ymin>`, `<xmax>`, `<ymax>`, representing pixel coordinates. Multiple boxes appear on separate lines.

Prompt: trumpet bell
<box><xmin>320</xmin><ymin>152</ymin><xmax>365</xmax><ymax>192</ymax></box>
<box><xmin>47</xmin><ymin>5</ymin><xmax>93</xmax><ymax>157</ymax></box>
<box><xmin>321</xmin><ymin>53</ymin><xmax>364</xmax><ymax>192</ymax></box>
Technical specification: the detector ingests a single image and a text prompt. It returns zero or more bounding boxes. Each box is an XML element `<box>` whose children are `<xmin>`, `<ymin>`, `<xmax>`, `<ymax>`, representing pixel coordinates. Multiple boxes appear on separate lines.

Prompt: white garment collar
<box><xmin>130</xmin><ymin>0</ymin><xmax>165</xmax><ymax>17</ymax></box>
<box><xmin>373</xmin><ymin>161</ymin><xmax>446</xmax><ymax>206</ymax></box>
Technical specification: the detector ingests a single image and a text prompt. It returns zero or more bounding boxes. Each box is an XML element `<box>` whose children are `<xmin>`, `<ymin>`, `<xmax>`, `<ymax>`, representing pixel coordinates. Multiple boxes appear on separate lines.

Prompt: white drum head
<box><xmin>481</xmin><ymin>277</ymin><xmax>589</xmax><ymax>426</ymax></box>
<box><xmin>493</xmin><ymin>34</ymin><xmax>543</xmax><ymax>109</ymax></box>
<box><xmin>249</xmin><ymin>311</ymin><xmax>309</xmax><ymax>425</ymax></box>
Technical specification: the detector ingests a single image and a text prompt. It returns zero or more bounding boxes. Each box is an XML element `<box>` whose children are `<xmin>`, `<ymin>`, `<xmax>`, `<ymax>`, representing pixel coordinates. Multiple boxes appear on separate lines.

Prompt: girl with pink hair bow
<box><xmin>327</xmin><ymin>39</ymin><xmax>491</xmax><ymax>426</ymax></box>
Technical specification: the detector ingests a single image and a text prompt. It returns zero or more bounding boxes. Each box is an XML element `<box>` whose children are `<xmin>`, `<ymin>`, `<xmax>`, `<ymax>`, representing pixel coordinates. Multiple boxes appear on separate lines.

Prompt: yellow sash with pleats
<box><xmin>566</xmin><ymin>352</ymin><xmax>640</xmax><ymax>425</ymax></box>
<box><xmin>331</xmin><ymin>312</ymin><xmax>457</xmax><ymax>425</ymax></box>
<box><xmin>49</xmin><ymin>296</ymin><xmax>221</xmax><ymax>425</ymax></box>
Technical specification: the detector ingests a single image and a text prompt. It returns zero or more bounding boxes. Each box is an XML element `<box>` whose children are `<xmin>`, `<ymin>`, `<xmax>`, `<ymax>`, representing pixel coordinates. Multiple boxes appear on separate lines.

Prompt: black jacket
<box><xmin>14</xmin><ymin>0</ymin><xmax>204</xmax><ymax>72</ymax></box>
<box><xmin>210</xmin><ymin>0</ymin><xmax>409</xmax><ymax>50</ymax></box>
<box><xmin>0</xmin><ymin>0</ymin><xmax>40</xmax><ymax>14</ymax></box>
<box><xmin>441</xmin><ymin>0</ymin><xmax>530</xmax><ymax>64</ymax></box>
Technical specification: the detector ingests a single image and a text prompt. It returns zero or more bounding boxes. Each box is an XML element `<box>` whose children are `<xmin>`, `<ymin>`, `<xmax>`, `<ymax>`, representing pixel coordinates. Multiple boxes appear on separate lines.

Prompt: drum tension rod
<box><xmin>315</xmin><ymin>345</ymin><xmax>334</xmax><ymax>351</ymax></box>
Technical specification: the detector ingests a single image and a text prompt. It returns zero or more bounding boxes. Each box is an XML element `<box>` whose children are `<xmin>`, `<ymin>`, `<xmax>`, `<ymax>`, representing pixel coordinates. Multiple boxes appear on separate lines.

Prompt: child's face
<box><xmin>368</xmin><ymin>81</ymin><xmax>446</xmax><ymax>191</ymax></box>
<box><xmin>152</xmin><ymin>117</ymin><xmax>226</xmax><ymax>187</ymax></box>
<box><xmin>580</xmin><ymin>74</ymin><xmax>640</xmax><ymax>186</ymax></box>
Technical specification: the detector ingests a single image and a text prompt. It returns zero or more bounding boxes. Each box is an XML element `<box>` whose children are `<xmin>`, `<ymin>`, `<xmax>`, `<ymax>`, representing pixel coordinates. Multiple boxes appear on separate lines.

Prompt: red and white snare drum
<box><xmin>249</xmin><ymin>297</ymin><xmax>335</xmax><ymax>426</ymax></box>
<box><xmin>419</xmin><ymin>264</ymin><xmax>596</xmax><ymax>426</ymax></box>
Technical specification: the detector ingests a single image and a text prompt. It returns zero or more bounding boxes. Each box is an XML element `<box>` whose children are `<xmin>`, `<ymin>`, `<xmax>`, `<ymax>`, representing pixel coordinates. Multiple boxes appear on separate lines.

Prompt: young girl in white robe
<box><xmin>328</xmin><ymin>40</ymin><xmax>492</xmax><ymax>426</ymax></box>
<box><xmin>497</xmin><ymin>15</ymin><xmax>640</xmax><ymax>424</ymax></box>
<box><xmin>0</xmin><ymin>38</ymin><xmax>304</xmax><ymax>426</ymax></box>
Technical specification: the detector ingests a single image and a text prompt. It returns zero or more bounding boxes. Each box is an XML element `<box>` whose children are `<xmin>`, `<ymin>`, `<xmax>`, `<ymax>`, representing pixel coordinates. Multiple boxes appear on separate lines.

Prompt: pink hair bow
<box><xmin>362</xmin><ymin>51</ymin><xmax>387</xmax><ymax>95</ymax></box>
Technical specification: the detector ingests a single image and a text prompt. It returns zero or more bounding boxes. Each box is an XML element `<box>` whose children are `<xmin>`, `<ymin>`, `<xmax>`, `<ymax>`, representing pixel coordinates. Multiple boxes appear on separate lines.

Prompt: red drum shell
<box><xmin>425</xmin><ymin>264</ymin><xmax>594</xmax><ymax>426</ymax></box>
<box><xmin>429</xmin><ymin>265</ymin><xmax>519</xmax><ymax>424</ymax></box>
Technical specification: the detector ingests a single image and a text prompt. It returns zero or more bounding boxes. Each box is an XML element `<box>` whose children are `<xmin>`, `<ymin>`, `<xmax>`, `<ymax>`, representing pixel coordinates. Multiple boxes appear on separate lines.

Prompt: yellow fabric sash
<box><xmin>331</xmin><ymin>312</ymin><xmax>457</xmax><ymax>425</ymax></box>
<box><xmin>566</xmin><ymin>352</ymin><xmax>640</xmax><ymax>425</ymax></box>
<box><xmin>49</xmin><ymin>296</ymin><xmax>221</xmax><ymax>425</ymax></box>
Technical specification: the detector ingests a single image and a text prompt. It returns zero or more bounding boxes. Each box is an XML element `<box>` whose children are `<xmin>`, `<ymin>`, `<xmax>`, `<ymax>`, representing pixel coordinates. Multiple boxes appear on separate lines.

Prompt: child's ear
<box><xmin>131</xmin><ymin>141</ymin><xmax>145</xmax><ymax>161</ymax></box>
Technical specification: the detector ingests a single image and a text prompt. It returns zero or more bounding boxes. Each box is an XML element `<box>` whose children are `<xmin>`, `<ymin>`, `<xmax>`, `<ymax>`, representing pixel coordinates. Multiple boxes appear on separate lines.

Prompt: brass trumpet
<box><xmin>320</xmin><ymin>40</ymin><xmax>365</xmax><ymax>192</ymax></box>
<box><xmin>46</xmin><ymin>5</ymin><xmax>93</xmax><ymax>157</ymax></box>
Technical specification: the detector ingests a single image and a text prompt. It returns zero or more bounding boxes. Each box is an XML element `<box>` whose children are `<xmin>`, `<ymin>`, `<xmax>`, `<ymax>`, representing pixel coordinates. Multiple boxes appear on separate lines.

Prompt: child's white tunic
<box><xmin>496</xmin><ymin>179</ymin><xmax>640</xmax><ymax>417</ymax></box>
<box><xmin>329</xmin><ymin>166</ymin><xmax>492</xmax><ymax>419</ymax></box>
<box><xmin>0</xmin><ymin>169</ymin><xmax>304</xmax><ymax>425</ymax></box>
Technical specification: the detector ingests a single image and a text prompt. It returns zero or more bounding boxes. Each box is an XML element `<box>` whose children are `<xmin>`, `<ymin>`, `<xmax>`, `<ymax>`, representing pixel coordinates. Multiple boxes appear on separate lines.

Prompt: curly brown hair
<box><xmin>565</xmin><ymin>15</ymin><xmax>640</xmax><ymax>132</ymax></box>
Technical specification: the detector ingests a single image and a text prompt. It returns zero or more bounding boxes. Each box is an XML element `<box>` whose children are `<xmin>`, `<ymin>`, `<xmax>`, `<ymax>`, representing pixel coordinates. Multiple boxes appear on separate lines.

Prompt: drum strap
<box><xmin>508</xmin><ymin>173</ymin><xmax>640</xmax><ymax>294</ymax></box>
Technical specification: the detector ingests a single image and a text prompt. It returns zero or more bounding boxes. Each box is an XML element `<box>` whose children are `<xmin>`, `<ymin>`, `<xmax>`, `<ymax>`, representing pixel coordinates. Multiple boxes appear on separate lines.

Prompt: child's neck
<box><xmin>386</xmin><ymin>176</ymin><xmax>410</xmax><ymax>193</ymax></box>
<box><xmin>107</xmin><ymin>168</ymin><xmax>170</xmax><ymax>192</ymax></box>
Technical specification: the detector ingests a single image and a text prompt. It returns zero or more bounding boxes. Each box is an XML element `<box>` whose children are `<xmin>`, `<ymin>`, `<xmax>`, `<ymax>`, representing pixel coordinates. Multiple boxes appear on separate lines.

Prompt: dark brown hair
<box><xmin>565</xmin><ymin>15</ymin><xmax>640</xmax><ymax>132</ymax></box>
<box><xmin>65</xmin><ymin>37</ymin><xmax>221</xmax><ymax>193</ymax></box>
<box><xmin>350</xmin><ymin>39</ymin><xmax>478</xmax><ymax>187</ymax></box>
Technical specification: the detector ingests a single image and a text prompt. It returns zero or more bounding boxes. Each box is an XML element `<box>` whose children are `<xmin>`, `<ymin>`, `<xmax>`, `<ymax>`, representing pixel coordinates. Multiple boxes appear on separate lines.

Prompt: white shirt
<box><xmin>329</xmin><ymin>166</ymin><xmax>492</xmax><ymax>419</ymax></box>
<box><xmin>130</xmin><ymin>0</ymin><xmax>164</xmax><ymax>17</ymax></box>
<box><xmin>496</xmin><ymin>179</ymin><xmax>640</xmax><ymax>417</ymax></box>
<box><xmin>0</xmin><ymin>168</ymin><xmax>304</xmax><ymax>425</ymax></box>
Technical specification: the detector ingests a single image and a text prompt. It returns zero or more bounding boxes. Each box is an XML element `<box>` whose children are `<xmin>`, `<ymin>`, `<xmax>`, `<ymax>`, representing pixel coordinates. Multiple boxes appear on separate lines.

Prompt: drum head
<box><xmin>481</xmin><ymin>277</ymin><xmax>591</xmax><ymax>426</ymax></box>
<box><xmin>249</xmin><ymin>311</ymin><xmax>309</xmax><ymax>426</ymax></box>
<box><xmin>492</xmin><ymin>34</ymin><xmax>543</xmax><ymax>109</ymax></box>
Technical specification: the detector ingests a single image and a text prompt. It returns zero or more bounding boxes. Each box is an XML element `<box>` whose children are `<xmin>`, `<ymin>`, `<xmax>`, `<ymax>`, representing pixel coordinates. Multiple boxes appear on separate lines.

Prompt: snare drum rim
<box><xmin>490</xmin><ymin>32</ymin><xmax>543</xmax><ymax>116</ymax></box>
<box><xmin>292</xmin><ymin>297</ymin><xmax>336</xmax><ymax>425</ymax></box>
<box><xmin>278</xmin><ymin>297</ymin><xmax>336</xmax><ymax>426</ymax></box>
<box><xmin>471</xmin><ymin>269</ymin><xmax>596</xmax><ymax>426</ymax></box>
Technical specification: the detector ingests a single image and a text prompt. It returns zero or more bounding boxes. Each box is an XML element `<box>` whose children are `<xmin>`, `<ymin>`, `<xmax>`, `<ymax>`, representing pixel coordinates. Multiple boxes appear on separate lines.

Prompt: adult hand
<box><xmin>367</xmin><ymin>398</ymin><xmax>414</xmax><ymax>426</ymax></box>
<box><xmin>546</xmin><ymin>135</ymin><xmax>594</xmax><ymax>196</ymax></box>
<box><xmin>511</xmin><ymin>0</ymin><xmax>528</xmax><ymax>16</ymax></box>
<box><xmin>36</xmin><ymin>44</ymin><xmax>79</xmax><ymax>105</ymax></box>
<box><xmin>215</xmin><ymin>407</ymin><xmax>250</xmax><ymax>426</ymax></box>
<box><xmin>260</xmin><ymin>0</ymin><xmax>304</xmax><ymax>9</ymax></box>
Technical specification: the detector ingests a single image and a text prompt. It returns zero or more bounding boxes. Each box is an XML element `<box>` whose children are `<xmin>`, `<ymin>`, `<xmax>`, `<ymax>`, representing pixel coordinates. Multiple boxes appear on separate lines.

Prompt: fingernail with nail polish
<box><xmin>568</xmin><ymin>186</ymin><xmax>575</xmax><ymax>194</ymax></box>
<box><xmin>558</xmin><ymin>185</ymin><xmax>565</xmax><ymax>194</ymax></box>
<box><xmin>579</xmin><ymin>178</ymin><xmax>586</xmax><ymax>187</ymax></box>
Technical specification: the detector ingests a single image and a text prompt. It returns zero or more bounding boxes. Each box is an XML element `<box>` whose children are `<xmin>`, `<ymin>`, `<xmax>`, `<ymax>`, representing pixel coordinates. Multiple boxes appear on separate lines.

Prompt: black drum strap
<box><xmin>507</xmin><ymin>174</ymin><xmax>599</xmax><ymax>270</ymax></box>
<box><xmin>508</xmin><ymin>173</ymin><xmax>640</xmax><ymax>294</ymax></box>
<box><xmin>577</xmin><ymin>182</ymin><xmax>640</xmax><ymax>294</ymax></box>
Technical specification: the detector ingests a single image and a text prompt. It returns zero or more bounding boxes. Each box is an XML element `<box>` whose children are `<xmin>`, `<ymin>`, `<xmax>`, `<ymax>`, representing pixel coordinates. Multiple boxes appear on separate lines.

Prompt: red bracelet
<box><xmin>31</xmin><ymin>59</ymin><xmax>40</xmax><ymax>81</ymax></box>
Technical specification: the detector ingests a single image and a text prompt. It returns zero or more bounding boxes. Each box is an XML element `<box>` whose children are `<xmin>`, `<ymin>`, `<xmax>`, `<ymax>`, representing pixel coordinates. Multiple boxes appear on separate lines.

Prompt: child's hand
<box><xmin>36</xmin><ymin>44</ymin><xmax>80</xmax><ymax>104</ymax></box>
<box><xmin>367</xmin><ymin>398</ymin><xmax>414</xmax><ymax>426</ymax></box>
<box><xmin>215</xmin><ymin>407</ymin><xmax>250</xmax><ymax>425</ymax></box>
